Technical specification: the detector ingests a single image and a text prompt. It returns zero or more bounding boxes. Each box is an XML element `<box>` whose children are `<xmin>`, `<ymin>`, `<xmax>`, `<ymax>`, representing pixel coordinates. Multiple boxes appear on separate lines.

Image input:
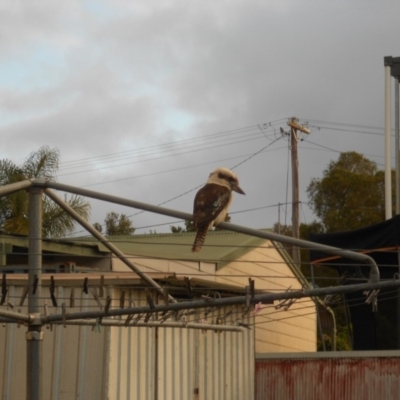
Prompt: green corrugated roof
<box><xmin>0</xmin><ymin>232</ymin><xmax>107</xmax><ymax>256</ymax></box>
<box><xmin>72</xmin><ymin>229</ymin><xmax>269</xmax><ymax>267</ymax></box>
<box><xmin>0</xmin><ymin>230</ymin><xmax>311</xmax><ymax>289</ymax></box>
<box><xmin>70</xmin><ymin>229</ymin><xmax>311</xmax><ymax>288</ymax></box>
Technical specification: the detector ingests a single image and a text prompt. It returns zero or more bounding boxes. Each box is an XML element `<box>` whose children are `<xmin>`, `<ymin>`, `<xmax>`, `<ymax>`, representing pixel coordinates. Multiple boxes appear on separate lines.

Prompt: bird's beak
<box><xmin>233</xmin><ymin>185</ymin><xmax>245</xmax><ymax>195</ymax></box>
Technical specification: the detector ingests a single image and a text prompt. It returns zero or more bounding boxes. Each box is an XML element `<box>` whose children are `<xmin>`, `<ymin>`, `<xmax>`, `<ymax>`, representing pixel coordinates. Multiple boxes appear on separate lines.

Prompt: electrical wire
<box><xmin>57</xmin><ymin>121</ymin><xmax>286</xmax><ymax>173</ymax></box>
<box><xmin>49</xmin><ymin>116</ymin><xmax>390</xmax><ymax>238</ymax></box>
<box><xmin>68</xmin><ymin>134</ymin><xmax>285</xmax><ymax>236</ymax></box>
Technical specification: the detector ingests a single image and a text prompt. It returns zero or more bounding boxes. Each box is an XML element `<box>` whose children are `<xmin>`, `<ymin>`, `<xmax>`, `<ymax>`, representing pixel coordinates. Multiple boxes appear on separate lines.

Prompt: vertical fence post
<box><xmin>26</xmin><ymin>186</ymin><xmax>43</xmax><ymax>400</ymax></box>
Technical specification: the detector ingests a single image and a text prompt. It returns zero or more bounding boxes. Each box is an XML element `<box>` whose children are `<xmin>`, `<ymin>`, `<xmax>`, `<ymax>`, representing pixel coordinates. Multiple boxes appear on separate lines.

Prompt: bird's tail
<box><xmin>192</xmin><ymin>227</ymin><xmax>208</xmax><ymax>252</ymax></box>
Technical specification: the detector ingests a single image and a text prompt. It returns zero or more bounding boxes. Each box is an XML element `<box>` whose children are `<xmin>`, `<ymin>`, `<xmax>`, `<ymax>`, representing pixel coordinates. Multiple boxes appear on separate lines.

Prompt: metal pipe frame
<box><xmin>0</xmin><ymin>308</ymin><xmax>31</xmax><ymax>322</ymax></box>
<box><xmin>44</xmin><ymin>188</ymin><xmax>177</xmax><ymax>303</ymax></box>
<box><xmin>0</xmin><ymin>175</ymin><xmax>390</xmax><ymax>399</ymax></box>
<box><xmin>42</xmin><ymin>278</ymin><xmax>400</xmax><ymax>325</ymax></box>
<box><xmin>0</xmin><ymin>176</ymin><xmax>383</xmax><ymax>283</ymax></box>
<box><xmin>51</xmin><ymin>319</ymin><xmax>246</xmax><ymax>332</ymax></box>
<box><xmin>0</xmin><ymin>179</ymin><xmax>32</xmax><ymax>197</ymax></box>
<box><xmin>0</xmin><ymin>178</ymin><xmax>385</xmax><ymax>320</ymax></box>
<box><xmin>33</xmin><ymin>179</ymin><xmax>380</xmax><ymax>283</ymax></box>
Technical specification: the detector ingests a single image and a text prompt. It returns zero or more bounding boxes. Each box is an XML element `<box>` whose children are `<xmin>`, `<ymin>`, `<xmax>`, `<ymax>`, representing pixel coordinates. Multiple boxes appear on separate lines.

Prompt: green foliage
<box><xmin>0</xmin><ymin>146</ymin><xmax>90</xmax><ymax>238</ymax></box>
<box><xmin>170</xmin><ymin>225</ymin><xmax>184</xmax><ymax>233</ymax></box>
<box><xmin>335</xmin><ymin>327</ymin><xmax>352</xmax><ymax>351</ymax></box>
<box><xmin>170</xmin><ymin>219</ymin><xmax>196</xmax><ymax>233</ymax></box>
<box><xmin>42</xmin><ymin>194</ymin><xmax>90</xmax><ymax>238</ymax></box>
<box><xmin>317</xmin><ymin>326</ymin><xmax>352</xmax><ymax>351</ymax></box>
<box><xmin>307</xmin><ymin>151</ymin><xmax>394</xmax><ymax>232</ymax></box>
<box><xmin>93</xmin><ymin>222</ymin><xmax>103</xmax><ymax>233</ymax></box>
<box><xmin>104</xmin><ymin>212</ymin><xmax>135</xmax><ymax>235</ymax></box>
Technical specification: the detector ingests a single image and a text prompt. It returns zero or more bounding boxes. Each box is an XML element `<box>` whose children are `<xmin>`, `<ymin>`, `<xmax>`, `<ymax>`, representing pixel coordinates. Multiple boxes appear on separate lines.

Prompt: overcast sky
<box><xmin>1</xmin><ymin>0</ymin><xmax>399</xmax><ymax>235</ymax></box>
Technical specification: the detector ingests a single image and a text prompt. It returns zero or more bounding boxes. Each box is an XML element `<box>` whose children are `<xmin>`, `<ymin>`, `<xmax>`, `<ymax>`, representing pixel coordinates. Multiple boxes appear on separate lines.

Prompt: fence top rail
<box><xmin>256</xmin><ymin>350</ymin><xmax>400</xmax><ymax>359</ymax></box>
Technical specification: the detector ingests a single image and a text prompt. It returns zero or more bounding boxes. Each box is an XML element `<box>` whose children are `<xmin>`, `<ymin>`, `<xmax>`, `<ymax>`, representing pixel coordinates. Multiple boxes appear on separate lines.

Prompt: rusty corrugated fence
<box><xmin>256</xmin><ymin>351</ymin><xmax>400</xmax><ymax>400</ymax></box>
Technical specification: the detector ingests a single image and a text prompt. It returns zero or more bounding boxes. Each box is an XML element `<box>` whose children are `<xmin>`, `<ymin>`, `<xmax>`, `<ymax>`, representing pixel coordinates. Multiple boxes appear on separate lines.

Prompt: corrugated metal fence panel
<box><xmin>200</xmin><ymin>329</ymin><xmax>239</xmax><ymax>400</ymax></box>
<box><xmin>157</xmin><ymin>306</ymin><xmax>254</xmax><ymax>400</ymax></box>
<box><xmin>256</xmin><ymin>352</ymin><xmax>400</xmax><ymax>400</ymax></box>
<box><xmin>0</xmin><ymin>285</ymin><xmax>109</xmax><ymax>400</ymax></box>
<box><xmin>108</xmin><ymin>289</ymin><xmax>156</xmax><ymax>400</ymax></box>
<box><xmin>0</xmin><ymin>285</ymin><xmax>255</xmax><ymax>400</ymax></box>
<box><xmin>108</xmin><ymin>290</ymin><xmax>255</xmax><ymax>400</ymax></box>
<box><xmin>198</xmin><ymin>307</ymin><xmax>254</xmax><ymax>400</ymax></box>
<box><xmin>158</xmin><ymin>324</ymin><xmax>196</xmax><ymax>400</ymax></box>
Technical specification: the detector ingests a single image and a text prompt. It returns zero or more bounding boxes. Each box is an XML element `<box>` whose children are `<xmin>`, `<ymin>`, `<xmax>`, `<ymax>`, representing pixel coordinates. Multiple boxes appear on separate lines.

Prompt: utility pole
<box><xmin>287</xmin><ymin>117</ymin><xmax>310</xmax><ymax>268</ymax></box>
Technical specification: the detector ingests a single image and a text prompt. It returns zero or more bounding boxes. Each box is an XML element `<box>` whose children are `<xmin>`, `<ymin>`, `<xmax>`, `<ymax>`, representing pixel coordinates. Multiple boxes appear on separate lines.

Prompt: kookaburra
<box><xmin>192</xmin><ymin>167</ymin><xmax>245</xmax><ymax>252</ymax></box>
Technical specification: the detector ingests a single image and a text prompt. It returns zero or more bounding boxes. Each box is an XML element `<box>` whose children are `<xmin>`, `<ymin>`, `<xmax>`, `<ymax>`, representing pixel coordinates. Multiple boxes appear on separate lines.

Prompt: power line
<box><xmin>69</xmin><ymin>135</ymin><xmax>285</xmax><ymax>236</ymax></box>
<box><xmin>56</xmin><ymin>118</ymin><xmax>383</xmax><ymax>173</ymax></box>
<box><xmin>57</xmin><ymin>121</ymin><xmax>286</xmax><ymax>173</ymax></box>
<box><xmin>58</xmin><ymin>131</ymin><xmax>272</xmax><ymax>177</ymax></box>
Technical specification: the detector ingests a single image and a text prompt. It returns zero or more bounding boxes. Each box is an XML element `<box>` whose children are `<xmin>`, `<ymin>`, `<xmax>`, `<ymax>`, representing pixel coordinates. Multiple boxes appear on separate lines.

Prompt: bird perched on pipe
<box><xmin>192</xmin><ymin>167</ymin><xmax>245</xmax><ymax>252</ymax></box>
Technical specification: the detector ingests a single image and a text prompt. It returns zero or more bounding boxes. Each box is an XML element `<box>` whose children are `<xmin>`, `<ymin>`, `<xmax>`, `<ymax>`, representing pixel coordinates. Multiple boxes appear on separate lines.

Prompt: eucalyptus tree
<box><xmin>307</xmin><ymin>151</ymin><xmax>394</xmax><ymax>232</ymax></box>
<box><xmin>104</xmin><ymin>212</ymin><xmax>135</xmax><ymax>235</ymax></box>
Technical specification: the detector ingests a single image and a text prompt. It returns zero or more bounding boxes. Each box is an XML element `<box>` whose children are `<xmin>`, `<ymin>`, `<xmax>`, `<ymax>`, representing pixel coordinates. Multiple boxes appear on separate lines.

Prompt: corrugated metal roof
<box><xmin>72</xmin><ymin>229</ymin><xmax>275</xmax><ymax>265</ymax></box>
<box><xmin>1</xmin><ymin>230</ymin><xmax>307</xmax><ymax>290</ymax></box>
<box><xmin>0</xmin><ymin>232</ymin><xmax>108</xmax><ymax>256</ymax></box>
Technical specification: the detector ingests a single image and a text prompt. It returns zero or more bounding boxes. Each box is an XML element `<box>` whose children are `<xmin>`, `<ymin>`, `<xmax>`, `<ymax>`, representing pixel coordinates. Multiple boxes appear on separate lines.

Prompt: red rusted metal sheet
<box><xmin>256</xmin><ymin>352</ymin><xmax>400</xmax><ymax>400</ymax></box>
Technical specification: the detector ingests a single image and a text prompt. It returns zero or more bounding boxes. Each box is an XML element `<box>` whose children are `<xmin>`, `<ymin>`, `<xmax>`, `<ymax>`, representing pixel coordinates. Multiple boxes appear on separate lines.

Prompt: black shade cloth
<box><xmin>310</xmin><ymin>216</ymin><xmax>400</xmax><ymax>350</ymax></box>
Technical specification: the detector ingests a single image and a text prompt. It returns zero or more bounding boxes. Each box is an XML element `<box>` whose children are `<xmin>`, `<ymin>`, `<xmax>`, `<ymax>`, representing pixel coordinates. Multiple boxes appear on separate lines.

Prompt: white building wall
<box><xmin>112</xmin><ymin>256</ymin><xmax>216</xmax><ymax>280</ymax></box>
<box><xmin>215</xmin><ymin>245</ymin><xmax>317</xmax><ymax>353</ymax></box>
<box><xmin>113</xmin><ymin>241</ymin><xmax>317</xmax><ymax>353</ymax></box>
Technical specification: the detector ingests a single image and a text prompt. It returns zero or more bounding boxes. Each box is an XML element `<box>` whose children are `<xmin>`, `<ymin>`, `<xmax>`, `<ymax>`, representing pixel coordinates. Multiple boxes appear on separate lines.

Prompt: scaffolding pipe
<box><xmin>34</xmin><ymin>180</ymin><xmax>380</xmax><ymax>283</ymax></box>
<box><xmin>44</xmin><ymin>188</ymin><xmax>177</xmax><ymax>303</ymax></box>
<box><xmin>43</xmin><ymin>278</ymin><xmax>400</xmax><ymax>324</ymax></box>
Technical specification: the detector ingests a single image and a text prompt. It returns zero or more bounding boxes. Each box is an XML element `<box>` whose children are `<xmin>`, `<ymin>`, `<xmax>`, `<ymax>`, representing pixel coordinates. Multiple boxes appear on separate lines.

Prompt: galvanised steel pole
<box><xmin>26</xmin><ymin>186</ymin><xmax>43</xmax><ymax>400</ymax></box>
